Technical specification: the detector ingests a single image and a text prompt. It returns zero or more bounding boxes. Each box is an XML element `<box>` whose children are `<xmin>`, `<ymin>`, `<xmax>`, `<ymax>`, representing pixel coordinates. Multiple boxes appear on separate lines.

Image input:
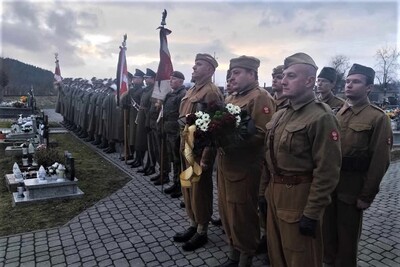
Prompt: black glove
<box><xmin>258</xmin><ymin>196</ymin><xmax>267</xmax><ymax>215</ymax></box>
<box><xmin>298</xmin><ymin>215</ymin><xmax>317</xmax><ymax>238</ymax></box>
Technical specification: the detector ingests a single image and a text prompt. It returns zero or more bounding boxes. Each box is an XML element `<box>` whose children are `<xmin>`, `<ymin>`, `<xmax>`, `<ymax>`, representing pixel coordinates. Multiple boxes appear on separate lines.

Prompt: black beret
<box><xmin>133</xmin><ymin>69</ymin><xmax>145</xmax><ymax>78</ymax></box>
<box><xmin>144</xmin><ymin>68</ymin><xmax>156</xmax><ymax>78</ymax></box>
<box><xmin>171</xmin><ymin>71</ymin><xmax>185</xmax><ymax>80</ymax></box>
<box><xmin>318</xmin><ymin>67</ymin><xmax>337</xmax><ymax>83</ymax></box>
<box><xmin>127</xmin><ymin>72</ymin><xmax>133</xmax><ymax>79</ymax></box>
<box><xmin>348</xmin><ymin>64</ymin><xmax>375</xmax><ymax>83</ymax></box>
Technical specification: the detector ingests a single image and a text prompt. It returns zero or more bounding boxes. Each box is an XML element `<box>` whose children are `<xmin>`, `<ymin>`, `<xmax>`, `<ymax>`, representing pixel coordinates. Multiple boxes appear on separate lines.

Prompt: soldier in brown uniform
<box><xmin>271</xmin><ymin>65</ymin><xmax>290</xmax><ymax>110</ymax></box>
<box><xmin>316</xmin><ymin>67</ymin><xmax>345</xmax><ymax>111</ymax></box>
<box><xmin>322</xmin><ymin>64</ymin><xmax>392</xmax><ymax>267</ymax></box>
<box><xmin>217</xmin><ymin>56</ymin><xmax>276</xmax><ymax>267</ymax></box>
<box><xmin>256</xmin><ymin>64</ymin><xmax>289</xmax><ymax>263</ymax></box>
<box><xmin>173</xmin><ymin>53</ymin><xmax>223</xmax><ymax>251</ymax></box>
<box><xmin>264</xmin><ymin>52</ymin><xmax>342</xmax><ymax>267</ymax></box>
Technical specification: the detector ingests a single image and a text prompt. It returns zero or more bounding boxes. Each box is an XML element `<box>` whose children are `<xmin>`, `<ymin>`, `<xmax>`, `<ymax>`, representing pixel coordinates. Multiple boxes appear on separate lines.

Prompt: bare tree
<box><xmin>329</xmin><ymin>54</ymin><xmax>350</xmax><ymax>93</ymax></box>
<box><xmin>375</xmin><ymin>45</ymin><xmax>400</xmax><ymax>95</ymax></box>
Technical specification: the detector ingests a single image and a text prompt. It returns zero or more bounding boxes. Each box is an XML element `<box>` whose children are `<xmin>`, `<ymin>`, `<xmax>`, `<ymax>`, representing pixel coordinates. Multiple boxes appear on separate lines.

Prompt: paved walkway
<box><xmin>0</xmin><ymin>109</ymin><xmax>399</xmax><ymax>267</ymax></box>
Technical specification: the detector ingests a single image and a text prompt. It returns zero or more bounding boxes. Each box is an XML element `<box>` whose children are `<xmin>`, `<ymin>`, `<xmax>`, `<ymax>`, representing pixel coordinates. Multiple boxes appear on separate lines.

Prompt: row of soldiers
<box><xmin>55</xmin><ymin>68</ymin><xmax>187</xmax><ymax>198</ymax></box>
<box><xmin>55</xmin><ymin>52</ymin><xmax>392</xmax><ymax>267</ymax></box>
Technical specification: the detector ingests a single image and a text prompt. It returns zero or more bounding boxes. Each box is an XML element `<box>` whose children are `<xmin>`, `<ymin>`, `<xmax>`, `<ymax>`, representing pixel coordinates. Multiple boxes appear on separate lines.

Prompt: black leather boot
<box><xmin>173</xmin><ymin>227</ymin><xmax>197</xmax><ymax>243</ymax></box>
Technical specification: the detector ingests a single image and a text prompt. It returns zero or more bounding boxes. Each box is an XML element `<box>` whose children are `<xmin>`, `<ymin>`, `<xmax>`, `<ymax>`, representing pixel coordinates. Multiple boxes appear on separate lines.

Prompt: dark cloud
<box><xmin>4</xmin><ymin>1</ymin><xmax>40</xmax><ymax>26</ymax></box>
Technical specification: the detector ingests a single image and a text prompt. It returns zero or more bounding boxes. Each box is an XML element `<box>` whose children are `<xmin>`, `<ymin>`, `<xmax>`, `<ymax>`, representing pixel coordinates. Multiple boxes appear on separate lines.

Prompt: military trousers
<box><xmin>323</xmin><ymin>196</ymin><xmax>363</xmax><ymax>267</ymax></box>
<box><xmin>217</xmin><ymin>152</ymin><xmax>261</xmax><ymax>255</ymax></box>
<box><xmin>182</xmin><ymin>166</ymin><xmax>213</xmax><ymax>226</ymax></box>
<box><xmin>266</xmin><ymin>181</ymin><xmax>323</xmax><ymax>267</ymax></box>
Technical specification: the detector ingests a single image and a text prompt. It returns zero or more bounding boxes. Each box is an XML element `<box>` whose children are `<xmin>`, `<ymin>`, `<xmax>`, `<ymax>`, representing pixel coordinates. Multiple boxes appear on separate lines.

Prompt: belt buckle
<box><xmin>285</xmin><ymin>184</ymin><xmax>293</xmax><ymax>189</ymax></box>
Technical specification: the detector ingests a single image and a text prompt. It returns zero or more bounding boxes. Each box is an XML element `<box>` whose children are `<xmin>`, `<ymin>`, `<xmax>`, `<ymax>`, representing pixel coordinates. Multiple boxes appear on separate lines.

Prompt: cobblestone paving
<box><xmin>0</xmin><ymin>109</ymin><xmax>399</xmax><ymax>267</ymax></box>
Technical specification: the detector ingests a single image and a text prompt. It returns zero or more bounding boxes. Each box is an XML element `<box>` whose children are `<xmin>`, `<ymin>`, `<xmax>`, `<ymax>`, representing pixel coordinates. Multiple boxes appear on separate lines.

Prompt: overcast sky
<box><xmin>1</xmin><ymin>0</ymin><xmax>399</xmax><ymax>86</ymax></box>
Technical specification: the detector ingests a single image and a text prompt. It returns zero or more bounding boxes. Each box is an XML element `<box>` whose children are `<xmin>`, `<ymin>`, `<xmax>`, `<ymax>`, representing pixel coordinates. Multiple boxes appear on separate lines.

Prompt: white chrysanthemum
<box><xmin>195</xmin><ymin>111</ymin><xmax>204</xmax><ymax>117</ymax></box>
<box><xmin>195</xmin><ymin>118</ymin><xmax>203</xmax><ymax>126</ymax></box>
<box><xmin>233</xmin><ymin>106</ymin><xmax>241</xmax><ymax>114</ymax></box>
<box><xmin>201</xmin><ymin>113</ymin><xmax>210</xmax><ymax>120</ymax></box>
<box><xmin>226</xmin><ymin>103</ymin><xmax>234</xmax><ymax>110</ymax></box>
<box><xmin>200</xmin><ymin>124</ymin><xmax>209</xmax><ymax>132</ymax></box>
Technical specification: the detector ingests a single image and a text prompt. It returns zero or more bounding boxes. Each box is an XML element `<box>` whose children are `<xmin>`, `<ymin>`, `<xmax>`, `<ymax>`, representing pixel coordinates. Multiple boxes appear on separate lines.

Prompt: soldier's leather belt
<box><xmin>273</xmin><ymin>174</ymin><xmax>313</xmax><ymax>185</ymax></box>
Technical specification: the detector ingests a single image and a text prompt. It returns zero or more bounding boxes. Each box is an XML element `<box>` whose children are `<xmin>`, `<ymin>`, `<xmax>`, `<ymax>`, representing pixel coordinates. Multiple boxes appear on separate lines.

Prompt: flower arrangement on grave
<box><xmin>34</xmin><ymin>147</ymin><xmax>64</xmax><ymax>168</ymax></box>
<box><xmin>46</xmin><ymin>162</ymin><xmax>66</xmax><ymax>177</ymax></box>
<box><xmin>385</xmin><ymin>107</ymin><xmax>400</xmax><ymax>120</ymax></box>
<box><xmin>20</xmin><ymin>96</ymin><xmax>28</xmax><ymax>103</ymax></box>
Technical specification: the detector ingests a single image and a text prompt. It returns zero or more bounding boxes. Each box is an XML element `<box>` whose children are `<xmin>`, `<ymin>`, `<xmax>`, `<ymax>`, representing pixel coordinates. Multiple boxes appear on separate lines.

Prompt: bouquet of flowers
<box><xmin>185</xmin><ymin>102</ymin><xmax>255</xmax><ymax>155</ymax></box>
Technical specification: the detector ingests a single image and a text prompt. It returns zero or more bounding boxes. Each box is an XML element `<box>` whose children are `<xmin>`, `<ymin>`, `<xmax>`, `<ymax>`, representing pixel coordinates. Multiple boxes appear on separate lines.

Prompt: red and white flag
<box><xmin>54</xmin><ymin>53</ymin><xmax>62</xmax><ymax>83</ymax></box>
<box><xmin>152</xmin><ymin>27</ymin><xmax>173</xmax><ymax>101</ymax></box>
<box><xmin>116</xmin><ymin>34</ymin><xmax>129</xmax><ymax>106</ymax></box>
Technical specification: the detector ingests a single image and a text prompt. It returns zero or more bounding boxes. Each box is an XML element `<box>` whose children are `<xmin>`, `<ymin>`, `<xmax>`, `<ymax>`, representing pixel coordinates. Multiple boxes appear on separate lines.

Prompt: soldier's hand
<box><xmin>356</xmin><ymin>199</ymin><xmax>371</xmax><ymax>210</ymax></box>
<box><xmin>258</xmin><ymin>196</ymin><xmax>267</xmax><ymax>215</ymax></box>
<box><xmin>298</xmin><ymin>215</ymin><xmax>317</xmax><ymax>238</ymax></box>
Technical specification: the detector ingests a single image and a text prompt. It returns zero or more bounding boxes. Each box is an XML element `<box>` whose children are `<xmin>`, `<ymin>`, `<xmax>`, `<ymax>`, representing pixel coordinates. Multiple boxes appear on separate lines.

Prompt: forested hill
<box><xmin>0</xmin><ymin>57</ymin><xmax>54</xmax><ymax>96</ymax></box>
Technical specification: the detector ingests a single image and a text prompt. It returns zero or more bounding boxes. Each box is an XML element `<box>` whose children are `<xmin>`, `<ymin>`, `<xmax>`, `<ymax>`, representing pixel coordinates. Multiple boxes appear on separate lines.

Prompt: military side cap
<box><xmin>195</xmin><ymin>53</ymin><xmax>218</xmax><ymax>69</ymax></box>
<box><xmin>229</xmin><ymin>55</ymin><xmax>260</xmax><ymax>72</ymax></box>
<box><xmin>127</xmin><ymin>72</ymin><xmax>133</xmax><ymax>80</ymax></box>
<box><xmin>272</xmin><ymin>65</ymin><xmax>284</xmax><ymax>75</ymax></box>
<box><xmin>171</xmin><ymin>71</ymin><xmax>185</xmax><ymax>80</ymax></box>
<box><xmin>133</xmin><ymin>69</ymin><xmax>145</xmax><ymax>77</ymax></box>
<box><xmin>144</xmin><ymin>68</ymin><xmax>156</xmax><ymax>78</ymax></box>
<box><xmin>318</xmin><ymin>67</ymin><xmax>337</xmax><ymax>83</ymax></box>
<box><xmin>284</xmin><ymin>52</ymin><xmax>318</xmax><ymax>70</ymax></box>
<box><xmin>347</xmin><ymin>63</ymin><xmax>375</xmax><ymax>81</ymax></box>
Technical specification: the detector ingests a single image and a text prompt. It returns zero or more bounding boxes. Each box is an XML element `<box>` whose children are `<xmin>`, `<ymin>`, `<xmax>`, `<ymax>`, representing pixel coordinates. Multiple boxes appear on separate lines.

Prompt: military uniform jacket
<box><xmin>179</xmin><ymin>79</ymin><xmax>224</xmax><ymax>165</ymax></box>
<box><xmin>322</xmin><ymin>93</ymin><xmax>345</xmax><ymax>111</ymax></box>
<box><xmin>163</xmin><ymin>86</ymin><xmax>186</xmax><ymax>135</ymax></box>
<box><xmin>265</xmin><ymin>95</ymin><xmax>342</xmax><ymax>219</ymax></box>
<box><xmin>273</xmin><ymin>94</ymin><xmax>290</xmax><ymax>111</ymax></box>
<box><xmin>336</xmin><ymin>99</ymin><xmax>392</xmax><ymax>204</ymax></box>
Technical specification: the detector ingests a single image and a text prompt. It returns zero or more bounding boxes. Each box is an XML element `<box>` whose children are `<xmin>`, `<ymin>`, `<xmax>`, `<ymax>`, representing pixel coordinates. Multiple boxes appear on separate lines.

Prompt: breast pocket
<box><xmin>281</xmin><ymin>123</ymin><xmax>308</xmax><ymax>155</ymax></box>
<box><xmin>348</xmin><ymin>123</ymin><xmax>371</xmax><ymax>149</ymax></box>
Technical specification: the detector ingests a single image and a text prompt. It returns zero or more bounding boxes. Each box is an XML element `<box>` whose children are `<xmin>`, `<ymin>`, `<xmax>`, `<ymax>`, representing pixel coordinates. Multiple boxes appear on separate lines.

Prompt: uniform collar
<box><xmin>236</xmin><ymin>81</ymin><xmax>259</xmax><ymax>96</ymax></box>
<box><xmin>289</xmin><ymin>93</ymin><xmax>315</xmax><ymax>111</ymax></box>
<box><xmin>340</xmin><ymin>98</ymin><xmax>370</xmax><ymax>115</ymax></box>
<box><xmin>321</xmin><ymin>92</ymin><xmax>334</xmax><ymax>102</ymax></box>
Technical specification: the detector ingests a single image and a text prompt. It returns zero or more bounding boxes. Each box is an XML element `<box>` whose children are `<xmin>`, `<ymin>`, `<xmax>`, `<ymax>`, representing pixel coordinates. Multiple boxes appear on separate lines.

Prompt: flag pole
<box><xmin>119</xmin><ymin>34</ymin><xmax>129</xmax><ymax>163</ymax></box>
<box><xmin>158</xmin><ymin>9</ymin><xmax>167</xmax><ymax>192</ymax></box>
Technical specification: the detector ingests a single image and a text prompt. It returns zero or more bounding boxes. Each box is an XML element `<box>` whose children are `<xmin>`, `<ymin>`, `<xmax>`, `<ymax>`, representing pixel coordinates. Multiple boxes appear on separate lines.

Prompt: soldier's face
<box><xmin>271</xmin><ymin>73</ymin><xmax>283</xmax><ymax>92</ymax></box>
<box><xmin>170</xmin><ymin>76</ymin><xmax>183</xmax><ymax>90</ymax></box>
<box><xmin>344</xmin><ymin>74</ymin><xmax>371</xmax><ymax>100</ymax></box>
<box><xmin>144</xmin><ymin>77</ymin><xmax>155</xmax><ymax>86</ymax></box>
<box><xmin>132</xmin><ymin>77</ymin><xmax>143</xmax><ymax>85</ymax></box>
<box><xmin>229</xmin><ymin>67</ymin><xmax>254</xmax><ymax>93</ymax></box>
<box><xmin>282</xmin><ymin>64</ymin><xmax>315</xmax><ymax>99</ymax></box>
<box><xmin>225</xmin><ymin>79</ymin><xmax>234</xmax><ymax>95</ymax></box>
<box><xmin>192</xmin><ymin>60</ymin><xmax>213</xmax><ymax>80</ymax></box>
<box><xmin>316</xmin><ymin>78</ymin><xmax>335</xmax><ymax>95</ymax></box>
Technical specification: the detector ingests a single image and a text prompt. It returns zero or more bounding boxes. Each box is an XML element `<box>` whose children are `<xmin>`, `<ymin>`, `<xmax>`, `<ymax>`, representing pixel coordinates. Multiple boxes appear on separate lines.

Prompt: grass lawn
<box><xmin>0</xmin><ymin>133</ymin><xmax>131</xmax><ymax>237</ymax></box>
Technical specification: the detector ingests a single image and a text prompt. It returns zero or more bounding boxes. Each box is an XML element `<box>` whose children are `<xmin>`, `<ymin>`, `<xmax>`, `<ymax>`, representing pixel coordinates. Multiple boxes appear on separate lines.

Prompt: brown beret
<box><xmin>272</xmin><ymin>65</ymin><xmax>284</xmax><ymax>76</ymax></box>
<box><xmin>284</xmin><ymin>52</ymin><xmax>318</xmax><ymax>70</ymax></box>
<box><xmin>318</xmin><ymin>67</ymin><xmax>337</xmax><ymax>83</ymax></box>
<box><xmin>171</xmin><ymin>71</ymin><xmax>185</xmax><ymax>80</ymax></box>
<box><xmin>347</xmin><ymin>63</ymin><xmax>375</xmax><ymax>84</ymax></box>
<box><xmin>229</xmin><ymin>55</ymin><xmax>260</xmax><ymax>72</ymax></box>
<box><xmin>195</xmin><ymin>53</ymin><xmax>218</xmax><ymax>69</ymax></box>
